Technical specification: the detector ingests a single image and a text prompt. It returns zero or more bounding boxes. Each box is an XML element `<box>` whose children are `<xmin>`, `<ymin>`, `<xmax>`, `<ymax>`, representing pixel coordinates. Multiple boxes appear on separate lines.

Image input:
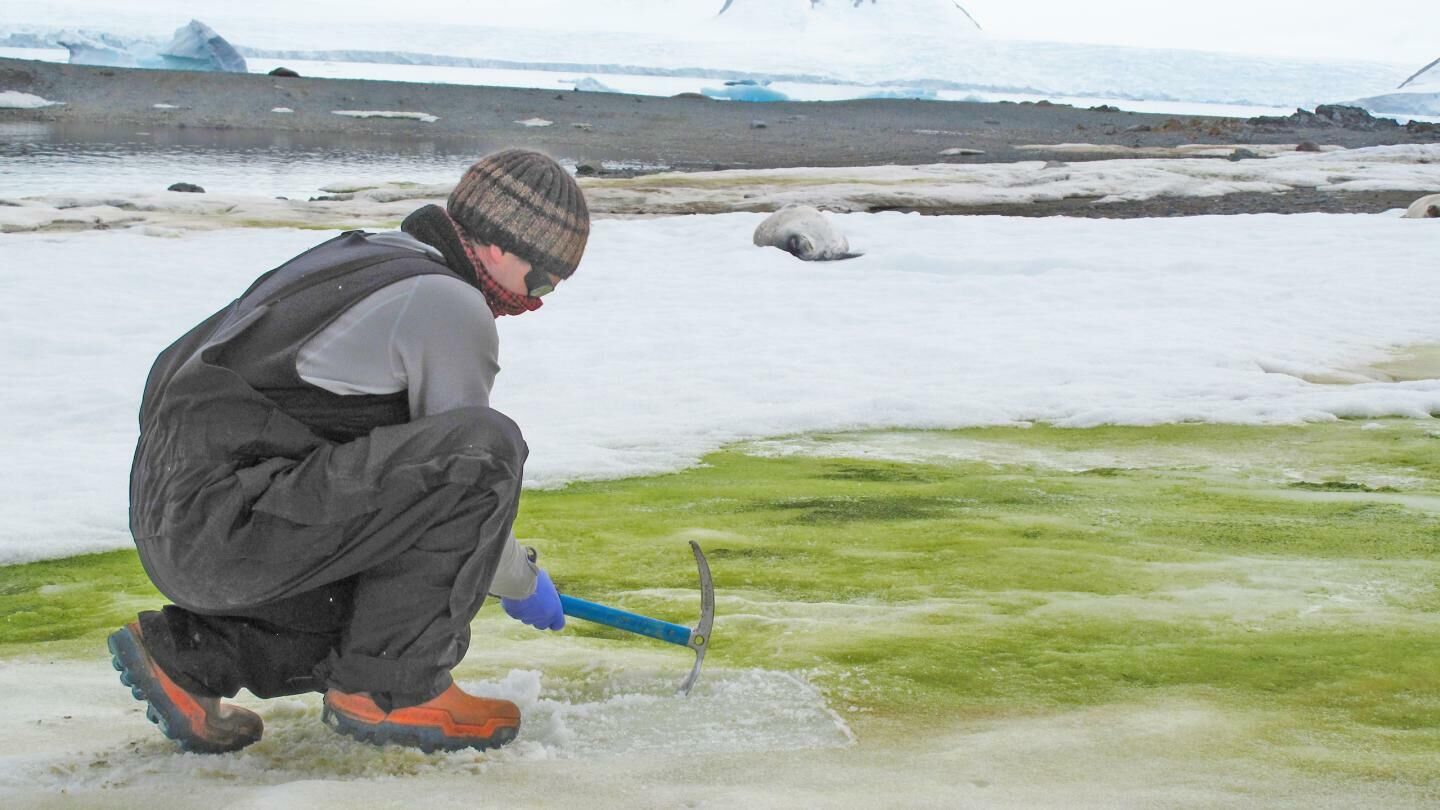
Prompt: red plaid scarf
<box><xmin>446</xmin><ymin>214</ymin><xmax>544</xmax><ymax>317</ymax></box>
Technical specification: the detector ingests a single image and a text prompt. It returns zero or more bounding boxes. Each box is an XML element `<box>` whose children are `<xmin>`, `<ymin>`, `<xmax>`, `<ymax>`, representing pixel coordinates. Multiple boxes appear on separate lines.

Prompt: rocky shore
<box><xmin>3</xmin><ymin>56</ymin><xmax>1439</xmax><ymax>217</ymax></box>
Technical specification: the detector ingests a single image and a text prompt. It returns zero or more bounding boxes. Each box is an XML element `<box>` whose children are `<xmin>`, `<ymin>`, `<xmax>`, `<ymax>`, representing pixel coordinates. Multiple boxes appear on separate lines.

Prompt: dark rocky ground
<box><xmin>3</xmin><ymin>56</ymin><xmax>1438</xmax><ymax>217</ymax></box>
<box><xmin>886</xmin><ymin>190</ymin><xmax>1432</xmax><ymax>219</ymax></box>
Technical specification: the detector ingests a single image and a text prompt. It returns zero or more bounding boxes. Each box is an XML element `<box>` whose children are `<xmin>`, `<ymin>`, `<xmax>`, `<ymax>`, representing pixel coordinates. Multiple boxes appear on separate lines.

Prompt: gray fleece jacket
<box><xmin>295</xmin><ymin>231</ymin><xmax>538</xmax><ymax>599</ymax></box>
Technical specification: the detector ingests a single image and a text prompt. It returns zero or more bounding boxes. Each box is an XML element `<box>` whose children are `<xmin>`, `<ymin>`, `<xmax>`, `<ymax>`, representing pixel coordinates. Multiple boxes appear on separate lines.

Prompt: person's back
<box><xmin>109</xmin><ymin>149</ymin><xmax>588</xmax><ymax>754</ymax></box>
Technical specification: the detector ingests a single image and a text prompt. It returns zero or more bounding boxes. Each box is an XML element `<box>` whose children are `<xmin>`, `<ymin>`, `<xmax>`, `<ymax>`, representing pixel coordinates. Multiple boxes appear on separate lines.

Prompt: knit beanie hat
<box><xmin>447</xmin><ymin>149</ymin><xmax>590</xmax><ymax>279</ymax></box>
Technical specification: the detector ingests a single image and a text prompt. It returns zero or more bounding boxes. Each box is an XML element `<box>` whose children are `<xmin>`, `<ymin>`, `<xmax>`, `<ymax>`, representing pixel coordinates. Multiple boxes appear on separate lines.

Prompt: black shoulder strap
<box><xmin>239</xmin><ymin>231</ymin><xmax>451</xmax><ymax>311</ymax></box>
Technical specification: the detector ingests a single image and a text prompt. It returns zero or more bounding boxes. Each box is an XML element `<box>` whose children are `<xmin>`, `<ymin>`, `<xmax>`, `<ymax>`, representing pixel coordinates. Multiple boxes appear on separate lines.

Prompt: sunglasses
<box><xmin>525</xmin><ymin>267</ymin><xmax>561</xmax><ymax>298</ymax></box>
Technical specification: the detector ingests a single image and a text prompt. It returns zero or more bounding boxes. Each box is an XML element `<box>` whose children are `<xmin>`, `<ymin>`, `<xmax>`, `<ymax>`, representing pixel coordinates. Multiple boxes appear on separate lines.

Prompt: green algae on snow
<box><xmin>2</xmin><ymin>420</ymin><xmax>1438</xmax><ymax>780</ymax></box>
<box><xmin>0</xmin><ymin>550</ymin><xmax>162</xmax><ymax>650</ymax></box>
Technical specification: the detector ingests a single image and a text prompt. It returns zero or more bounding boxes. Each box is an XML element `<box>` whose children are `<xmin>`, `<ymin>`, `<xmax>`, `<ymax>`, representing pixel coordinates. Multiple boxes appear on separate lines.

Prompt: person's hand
<box><xmin>501</xmin><ymin>569</ymin><xmax>565</xmax><ymax>631</ymax></box>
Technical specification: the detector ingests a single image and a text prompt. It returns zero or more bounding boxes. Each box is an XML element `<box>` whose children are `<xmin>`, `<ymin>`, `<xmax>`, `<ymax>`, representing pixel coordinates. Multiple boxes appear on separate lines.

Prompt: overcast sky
<box><xmin>965</xmin><ymin>1</ymin><xmax>1434</xmax><ymax>66</ymax></box>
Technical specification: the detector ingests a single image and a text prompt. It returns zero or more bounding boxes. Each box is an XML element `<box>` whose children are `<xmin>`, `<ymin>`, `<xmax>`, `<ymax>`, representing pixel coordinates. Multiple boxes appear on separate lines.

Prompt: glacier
<box><xmin>0</xmin><ymin>0</ymin><xmax>1416</xmax><ymax>113</ymax></box>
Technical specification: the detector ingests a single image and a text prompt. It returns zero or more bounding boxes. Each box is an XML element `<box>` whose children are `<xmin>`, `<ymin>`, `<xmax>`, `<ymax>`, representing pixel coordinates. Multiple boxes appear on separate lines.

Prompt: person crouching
<box><xmin>110</xmin><ymin>149</ymin><xmax>587</xmax><ymax>753</ymax></box>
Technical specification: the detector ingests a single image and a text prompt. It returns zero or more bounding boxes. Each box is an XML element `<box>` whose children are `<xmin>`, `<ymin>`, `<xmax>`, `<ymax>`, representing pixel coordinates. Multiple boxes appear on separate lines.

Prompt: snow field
<box><xmin>3</xmin><ymin>210</ymin><xmax>1440</xmax><ymax>563</ymax></box>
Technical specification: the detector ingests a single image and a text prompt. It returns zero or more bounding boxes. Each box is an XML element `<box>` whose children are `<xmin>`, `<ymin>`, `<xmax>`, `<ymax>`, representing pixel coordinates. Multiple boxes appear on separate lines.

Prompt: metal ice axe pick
<box><xmin>557</xmin><ymin>541</ymin><xmax>714</xmax><ymax>695</ymax></box>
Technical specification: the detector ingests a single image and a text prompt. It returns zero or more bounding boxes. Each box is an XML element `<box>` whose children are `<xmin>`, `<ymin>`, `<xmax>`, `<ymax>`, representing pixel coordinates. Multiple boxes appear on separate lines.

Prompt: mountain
<box><xmin>1400</xmin><ymin>58</ymin><xmax>1439</xmax><ymax>90</ymax></box>
<box><xmin>1350</xmin><ymin>57</ymin><xmax>1440</xmax><ymax>117</ymax></box>
<box><xmin>714</xmin><ymin>0</ymin><xmax>983</xmax><ymax>39</ymax></box>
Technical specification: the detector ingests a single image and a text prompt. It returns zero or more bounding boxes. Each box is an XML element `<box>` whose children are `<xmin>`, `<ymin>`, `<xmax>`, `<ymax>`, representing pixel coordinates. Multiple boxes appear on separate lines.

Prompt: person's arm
<box><xmin>389</xmin><ymin>275</ymin><xmax>538</xmax><ymax>599</ymax></box>
<box><xmin>300</xmin><ymin>272</ymin><xmax>539</xmax><ymax>599</ymax></box>
<box><xmin>388</xmin><ymin>274</ymin><xmax>498</xmax><ymax>418</ymax></box>
<box><xmin>488</xmin><ymin>535</ymin><xmax>540</xmax><ymax>600</ymax></box>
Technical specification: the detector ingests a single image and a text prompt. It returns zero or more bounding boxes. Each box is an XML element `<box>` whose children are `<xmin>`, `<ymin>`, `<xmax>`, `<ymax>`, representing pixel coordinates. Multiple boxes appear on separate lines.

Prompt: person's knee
<box><xmin>426</xmin><ymin>407</ymin><xmax>528</xmax><ymax>475</ymax></box>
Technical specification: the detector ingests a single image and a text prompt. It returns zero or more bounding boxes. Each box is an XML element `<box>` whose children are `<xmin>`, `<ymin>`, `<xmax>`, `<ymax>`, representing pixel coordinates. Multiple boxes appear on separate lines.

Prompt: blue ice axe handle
<box><xmin>559</xmin><ymin>596</ymin><xmax>694</xmax><ymax>646</ymax></box>
<box><xmin>555</xmin><ymin>540</ymin><xmax>714</xmax><ymax>695</ymax></box>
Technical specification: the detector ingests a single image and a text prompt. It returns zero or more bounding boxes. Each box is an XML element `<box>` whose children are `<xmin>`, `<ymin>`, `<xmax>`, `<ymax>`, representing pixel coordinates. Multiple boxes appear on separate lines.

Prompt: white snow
<box><xmin>0</xmin><ymin>90</ymin><xmax>62</xmax><ymax>108</ymax></box>
<box><xmin>3</xmin><ymin>208</ymin><xmax>1440</xmax><ymax>563</ymax></box>
<box><xmin>330</xmin><ymin>109</ymin><xmax>439</xmax><ymax>123</ymax></box>
<box><xmin>515</xmin><ymin>117</ymin><xmax>554</xmax><ymax>127</ymax></box>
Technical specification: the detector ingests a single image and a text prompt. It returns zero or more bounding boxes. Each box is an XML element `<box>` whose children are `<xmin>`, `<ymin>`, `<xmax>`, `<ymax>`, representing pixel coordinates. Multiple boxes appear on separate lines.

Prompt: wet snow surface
<box><xmin>0</xmin><ymin>657</ymin><xmax>1431</xmax><ymax>808</ymax></box>
<box><xmin>0</xmin><ymin>662</ymin><xmax>850</xmax><ymax>800</ymax></box>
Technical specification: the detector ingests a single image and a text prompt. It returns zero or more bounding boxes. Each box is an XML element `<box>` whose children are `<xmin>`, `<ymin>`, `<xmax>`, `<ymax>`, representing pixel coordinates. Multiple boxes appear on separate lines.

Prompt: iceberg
<box><xmin>160</xmin><ymin>19</ymin><xmax>246</xmax><ymax>73</ymax></box>
<box><xmin>701</xmin><ymin>83</ymin><xmax>790</xmax><ymax>102</ymax></box>
<box><xmin>55</xmin><ymin>30</ymin><xmax>143</xmax><ymax>69</ymax></box>
<box><xmin>60</xmin><ymin>20</ymin><xmax>246</xmax><ymax>73</ymax></box>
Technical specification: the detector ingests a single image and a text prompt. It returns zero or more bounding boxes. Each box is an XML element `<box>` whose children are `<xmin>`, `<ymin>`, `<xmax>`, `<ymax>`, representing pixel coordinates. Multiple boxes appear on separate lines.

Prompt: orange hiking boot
<box><xmin>322</xmin><ymin>683</ymin><xmax>520</xmax><ymax>752</ymax></box>
<box><xmin>107</xmin><ymin>622</ymin><xmax>263</xmax><ymax>754</ymax></box>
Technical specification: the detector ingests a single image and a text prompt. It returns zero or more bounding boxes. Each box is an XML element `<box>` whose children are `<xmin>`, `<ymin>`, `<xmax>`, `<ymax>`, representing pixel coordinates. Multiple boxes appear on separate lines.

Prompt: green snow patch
<box><xmin>1</xmin><ymin>420</ymin><xmax>1438</xmax><ymax>785</ymax></box>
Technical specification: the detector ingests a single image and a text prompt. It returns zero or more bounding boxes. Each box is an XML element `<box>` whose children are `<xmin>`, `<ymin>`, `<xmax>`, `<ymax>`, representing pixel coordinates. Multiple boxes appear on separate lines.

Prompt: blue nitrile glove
<box><xmin>501</xmin><ymin>569</ymin><xmax>566</xmax><ymax>631</ymax></box>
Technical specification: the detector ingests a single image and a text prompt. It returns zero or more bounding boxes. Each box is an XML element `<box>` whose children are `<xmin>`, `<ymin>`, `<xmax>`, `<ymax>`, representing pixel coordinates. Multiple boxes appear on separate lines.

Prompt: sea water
<box><xmin>0</xmin><ymin>122</ymin><xmax>484</xmax><ymax>199</ymax></box>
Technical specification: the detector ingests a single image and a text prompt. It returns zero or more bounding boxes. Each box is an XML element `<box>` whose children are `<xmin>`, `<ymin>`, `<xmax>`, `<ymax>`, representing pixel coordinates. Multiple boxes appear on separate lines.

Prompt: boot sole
<box><xmin>107</xmin><ymin>626</ymin><xmax>257</xmax><ymax>754</ymax></box>
<box><xmin>322</xmin><ymin>704</ymin><xmax>518</xmax><ymax>754</ymax></box>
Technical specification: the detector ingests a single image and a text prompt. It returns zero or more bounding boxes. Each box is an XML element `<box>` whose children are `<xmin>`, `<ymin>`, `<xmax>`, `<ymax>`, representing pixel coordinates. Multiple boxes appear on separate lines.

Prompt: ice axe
<box><xmin>558</xmin><ymin>541</ymin><xmax>714</xmax><ymax>695</ymax></box>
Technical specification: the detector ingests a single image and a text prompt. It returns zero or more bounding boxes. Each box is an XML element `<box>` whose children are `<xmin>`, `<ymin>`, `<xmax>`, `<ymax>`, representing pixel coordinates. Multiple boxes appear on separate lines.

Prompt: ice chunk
<box><xmin>332</xmin><ymin>110</ymin><xmax>440</xmax><ymax>123</ymax></box>
<box><xmin>463</xmin><ymin>669</ymin><xmax>853</xmax><ymax>758</ymax></box>
<box><xmin>59</xmin><ymin>20</ymin><xmax>245</xmax><ymax>73</ymax></box>
<box><xmin>0</xmin><ymin>91</ymin><xmax>63</xmax><ymax>109</ymax></box>
<box><xmin>159</xmin><ymin>20</ymin><xmax>246</xmax><ymax>73</ymax></box>
<box><xmin>56</xmin><ymin>29</ymin><xmax>144</xmax><ymax>68</ymax></box>
<box><xmin>701</xmin><ymin>84</ymin><xmax>790</xmax><ymax>102</ymax></box>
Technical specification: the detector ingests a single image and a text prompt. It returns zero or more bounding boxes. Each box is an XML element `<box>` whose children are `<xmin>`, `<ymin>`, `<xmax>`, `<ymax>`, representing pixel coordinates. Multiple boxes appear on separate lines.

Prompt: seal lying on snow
<box><xmin>1404</xmin><ymin>193</ymin><xmax>1440</xmax><ymax>218</ymax></box>
<box><xmin>753</xmin><ymin>204</ymin><xmax>862</xmax><ymax>261</ymax></box>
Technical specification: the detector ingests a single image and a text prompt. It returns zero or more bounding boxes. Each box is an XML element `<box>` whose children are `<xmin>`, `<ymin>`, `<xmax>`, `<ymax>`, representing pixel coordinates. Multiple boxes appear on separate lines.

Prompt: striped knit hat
<box><xmin>447</xmin><ymin>149</ymin><xmax>590</xmax><ymax>278</ymax></box>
